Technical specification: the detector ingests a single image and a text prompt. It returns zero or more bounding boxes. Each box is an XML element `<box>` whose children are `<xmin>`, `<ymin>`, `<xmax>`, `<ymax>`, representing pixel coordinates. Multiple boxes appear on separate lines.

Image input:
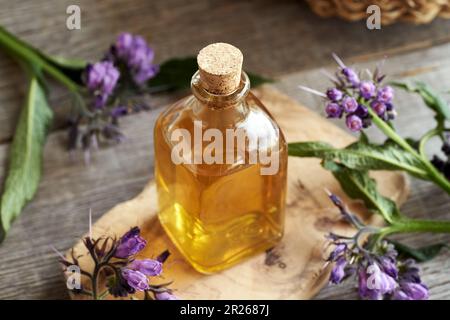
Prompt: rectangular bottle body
<box><xmin>154</xmin><ymin>93</ymin><xmax>287</xmax><ymax>273</ymax></box>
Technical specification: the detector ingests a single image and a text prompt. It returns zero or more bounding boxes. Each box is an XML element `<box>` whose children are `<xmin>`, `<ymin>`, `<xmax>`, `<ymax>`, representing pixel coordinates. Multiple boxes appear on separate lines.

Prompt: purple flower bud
<box><xmin>155</xmin><ymin>291</ymin><xmax>179</xmax><ymax>300</ymax></box>
<box><xmin>342</xmin><ymin>67</ymin><xmax>359</xmax><ymax>86</ymax></box>
<box><xmin>346</xmin><ymin>115</ymin><xmax>363</xmax><ymax>132</ymax></box>
<box><xmin>393</xmin><ymin>282</ymin><xmax>428</xmax><ymax>300</ymax></box>
<box><xmin>129</xmin><ymin>44</ymin><xmax>154</xmax><ymax>71</ymax></box>
<box><xmin>400</xmin><ymin>259</ymin><xmax>422</xmax><ymax>283</ymax></box>
<box><xmin>115</xmin><ymin>33</ymin><xmax>134</xmax><ymax>59</ymax></box>
<box><xmin>359</xmin><ymin>81</ymin><xmax>376</xmax><ymax>99</ymax></box>
<box><xmin>354</xmin><ymin>105</ymin><xmax>369</xmax><ymax>118</ymax></box>
<box><xmin>370</xmin><ymin>100</ymin><xmax>387</xmax><ymax>117</ymax></box>
<box><xmin>377</xmin><ymin>86</ymin><xmax>394</xmax><ymax>103</ymax></box>
<box><xmin>328</xmin><ymin>243</ymin><xmax>347</xmax><ymax>261</ymax></box>
<box><xmin>86</xmin><ymin>61</ymin><xmax>120</xmax><ymax>96</ymax></box>
<box><xmin>114</xmin><ymin>227</ymin><xmax>147</xmax><ymax>258</ymax></box>
<box><xmin>113</xmin><ymin>33</ymin><xmax>158</xmax><ymax>85</ymax></box>
<box><xmin>330</xmin><ymin>256</ymin><xmax>347</xmax><ymax>284</ymax></box>
<box><xmin>133</xmin><ymin>64</ymin><xmax>159</xmax><ymax>85</ymax></box>
<box><xmin>326</xmin><ymin>88</ymin><xmax>343</xmax><ymax>102</ymax></box>
<box><xmin>129</xmin><ymin>259</ymin><xmax>162</xmax><ymax>276</ymax></box>
<box><xmin>325</xmin><ymin>102</ymin><xmax>343</xmax><ymax>118</ymax></box>
<box><xmin>341</xmin><ymin>96</ymin><xmax>358</xmax><ymax>113</ymax></box>
<box><xmin>365</xmin><ymin>263</ymin><xmax>397</xmax><ymax>295</ymax></box>
<box><xmin>358</xmin><ymin>268</ymin><xmax>382</xmax><ymax>300</ymax></box>
<box><xmin>121</xmin><ymin>268</ymin><xmax>149</xmax><ymax>291</ymax></box>
<box><xmin>379</xmin><ymin>256</ymin><xmax>398</xmax><ymax>279</ymax></box>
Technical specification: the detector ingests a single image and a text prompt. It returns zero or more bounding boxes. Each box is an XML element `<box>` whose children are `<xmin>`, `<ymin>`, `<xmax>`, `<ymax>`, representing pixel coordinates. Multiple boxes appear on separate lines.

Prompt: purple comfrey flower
<box><xmin>155</xmin><ymin>291</ymin><xmax>179</xmax><ymax>300</ymax></box>
<box><xmin>370</xmin><ymin>100</ymin><xmax>387</xmax><ymax>117</ymax></box>
<box><xmin>115</xmin><ymin>32</ymin><xmax>134</xmax><ymax>59</ymax></box>
<box><xmin>358</xmin><ymin>268</ymin><xmax>382</xmax><ymax>300</ymax></box>
<box><xmin>325</xmin><ymin>102</ymin><xmax>343</xmax><ymax>118</ymax></box>
<box><xmin>86</xmin><ymin>61</ymin><xmax>120</xmax><ymax>105</ymax></box>
<box><xmin>328</xmin><ymin>243</ymin><xmax>346</xmax><ymax>261</ymax></box>
<box><xmin>133</xmin><ymin>64</ymin><xmax>159</xmax><ymax>85</ymax></box>
<box><xmin>342</xmin><ymin>67</ymin><xmax>360</xmax><ymax>86</ymax></box>
<box><xmin>379</xmin><ymin>256</ymin><xmax>398</xmax><ymax>278</ymax></box>
<box><xmin>324</xmin><ymin>193</ymin><xmax>429</xmax><ymax>301</ymax></box>
<box><xmin>360</xmin><ymin>263</ymin><xmax>397</xmax><ymax>300</ymax></box>
<box><xmin>330</xmin><ymin>256</ymin><xmax>347</xmax><ymax>284</ymax></box>
<box><xmin>332</xmin><ymin>53</ymin><xmax>360</xmax><ymax>86</ymax></box>
<box><xmin>326</xmin><ymin>88</ymin><xmax>343</xmax><ymax>102</ymax></box>
<box><xmin>129</xmin><ymin>259</ymin><xmax>162</xmax><ymax>276</ymax></box>
<box><xmin>121</xmin><ymin>268</ymin><xmax>149</xmax><ymax>291</ymax></box>
<box><xmin>346</xmin><ymin>114</ymin><xmax>363</xmax><ymax>132</ymax></box>
<box><xmin>393</xmin><ymin>282</ymin><xmax>428</xmax><ymax>300</ymax></box>
<box><xmin>114</xmin><ymin>227</ymin><xmax>147</xmax><ymax>258</ymax></box>
<box><xmin>114</xmin><ymin>33</ymin><xmax>158</xmax><ymax>85</ymax></box>
<box><xmin>377</xmin><ymin>86</ymin><xmax>394</xmax><ymax>103</ymax></box>
<box><xmin>359</xmin><ymin>81</ymin><xmax>376</xmax><ymax>99</ymax></box>
<box><xmin>341</xmin><ymin>96</ymin><xmax>358</xmax><ymax>113</ymax></box>
<box><xmin>300</xmin><ymin>54</ymin><xmax>396</xmax><ymax>133</ymax></box>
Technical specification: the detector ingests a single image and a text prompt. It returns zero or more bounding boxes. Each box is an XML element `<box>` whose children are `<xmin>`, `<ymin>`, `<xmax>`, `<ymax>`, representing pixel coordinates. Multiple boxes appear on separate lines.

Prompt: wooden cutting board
<box><xmin>66</xmin><ymin>86</ymin><xmax>409</xmax><ymax>299</ymax></box>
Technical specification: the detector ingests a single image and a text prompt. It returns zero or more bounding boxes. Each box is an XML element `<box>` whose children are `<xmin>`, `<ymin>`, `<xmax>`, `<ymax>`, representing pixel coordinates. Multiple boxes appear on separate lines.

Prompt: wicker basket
<box><xmin>305</xmin><ymin>0</ymin><xmax>450</xmax><ymax>25</ymax></box>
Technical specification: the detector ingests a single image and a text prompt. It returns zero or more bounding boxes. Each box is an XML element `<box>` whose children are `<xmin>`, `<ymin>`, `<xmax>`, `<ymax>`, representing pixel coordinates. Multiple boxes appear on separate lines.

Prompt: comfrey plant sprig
<box><xmin>290</xmin><ymin>55</ymin><xmax>450</xmax><ymax>299</ymax></box>
<box><xmin>58</xmin><ymin>227</ymin><xmax>177</xmax><ymax>300</ymax></box>
<box><xmin>325</xmin><ymin>192</ymin><xmax>428</xmax><ymax>300</ymax></box>
<box><xmin>0</xmin><ymin>28</ymin><xmax>159</xmax><ymax>242</ymax></box>
<box><xmin>302</xmin><ymin>53</ymin><xmax>396</xmax><ymax>132</ymax></box>
<box><xmin>69</xmin><ymin>33</ymin><xmax>159</xmax><ymax>159</ymax></box>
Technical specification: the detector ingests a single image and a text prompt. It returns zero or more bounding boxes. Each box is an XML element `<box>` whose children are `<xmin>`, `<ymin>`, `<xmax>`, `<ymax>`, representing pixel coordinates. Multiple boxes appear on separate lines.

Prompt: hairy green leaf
<box><xmin>147</xmin><ymin>57</ymin><xmax>272</xmax><ymax>92</ymax></box>
<box><xmin>323</xmin><ymin>161</ymin><xmax>401</xmax><ymax>222</ymax></box>
<box><xmin>392</xmin><ymin>81</ymin><xmax>450</xmax><ymax>129</ymax></box>
<box><xmin>0</xmin><ymin>76</ymin><xmax>53</xmax><ymax>241</ymax></box>
<box><xmin>389</xmin><ymin>240</ymin><xmax>448</xmax><ymax>262</ymax></box>
<box><xmin>288</xmin><ymin>137</ymin><xmax>427</xmax><ymax>179</ymax></box>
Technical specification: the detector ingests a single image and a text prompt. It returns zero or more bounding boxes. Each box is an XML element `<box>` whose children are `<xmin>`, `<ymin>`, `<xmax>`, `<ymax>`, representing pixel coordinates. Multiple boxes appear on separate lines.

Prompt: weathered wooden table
<box><xmin>0</xmin><ymin>0</ymin><xmax>449</xmax><ymax>300</ymax></box>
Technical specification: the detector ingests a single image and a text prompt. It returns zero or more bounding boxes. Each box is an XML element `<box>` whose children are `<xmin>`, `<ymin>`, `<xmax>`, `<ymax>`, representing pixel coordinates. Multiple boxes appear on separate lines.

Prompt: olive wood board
<box><xmin>66</xmin><ymin>86</ymin><xmax>409</xmax><ymax>300</ymax></box>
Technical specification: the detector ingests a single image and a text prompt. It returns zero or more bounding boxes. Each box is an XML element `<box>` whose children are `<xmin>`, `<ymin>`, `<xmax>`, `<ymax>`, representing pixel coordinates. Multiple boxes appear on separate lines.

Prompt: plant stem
<box><xmin>419</xmin><ymin>128</ymin><xmax>439</xmax><ymax>159</ymax></box>
<box><xmin>368</xmin><ymin>108</ymin><xmax>419</xmax><ymax>156</ymax></box>
<box><xmin>368</xmin><ymin>108</ymin><xmax>450</xmax><ymax>194</ymax></box>
<box><xmin>381</xmin><ymin>218</ymin><xmax>450</xmax><ymax>237</ymax></box>
<box><xmin>0</xmin><ymin>27</ymin><xmax>79</xmax><ymax>91</ymax></box>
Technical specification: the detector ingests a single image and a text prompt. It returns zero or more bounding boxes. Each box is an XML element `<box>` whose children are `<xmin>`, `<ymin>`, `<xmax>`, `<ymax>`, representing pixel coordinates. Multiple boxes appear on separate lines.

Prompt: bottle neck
<box><xmin>191</xmin><ymin>70</ymin><xmax>250</xmax><ymax>109</ymax></box>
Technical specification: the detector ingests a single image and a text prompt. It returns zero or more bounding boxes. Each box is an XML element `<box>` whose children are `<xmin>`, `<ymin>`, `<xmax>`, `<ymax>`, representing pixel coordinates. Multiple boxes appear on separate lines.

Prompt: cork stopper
<box><xmin>197</xmin><ymin>43</ymin><xmax>243</xmax><ymax>95</ymax></box>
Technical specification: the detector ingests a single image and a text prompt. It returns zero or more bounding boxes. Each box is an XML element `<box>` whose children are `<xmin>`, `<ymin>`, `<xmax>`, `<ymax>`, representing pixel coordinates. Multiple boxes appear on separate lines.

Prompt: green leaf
<box><xmin>323</xmin><ymin>161</ymin><xmax>401</xmax><ymax>222</ymax></box>
<box><xmin>147</xmin><ymin>57</ymin><xmax>272</xmax><ymax>92</ymax></box>
<box><xmin>392</xmin><ymin>81</ymin><xmax>450</xmax><ymax>129</ymax></box>
<box><xmin>0</xmin><ymin>76</ymin><xmax>53</xmax><ymax>241</ymax></box>
<box><xmin>389</xmin><ymin>240</ymin><xmax>448</xmax><ymax>262</ymax></box>
<box><xmin>0</xmin><ymin>26</ymin><xmax>85</xmax><ymax>86</ymax></box>
<box><xmin>43</xmin><ymin>55</ymin><xmax>86</xmax><ymax>85</ymax></box>
<box><xmin>45</xmin><ymin>55</ymin><xmax>87</xmax><ymax>70</ymax></box>
<box><xmin>288</xmin><ymin>137</ymin><xmax>427</xmax><ymax>179</ymax></box>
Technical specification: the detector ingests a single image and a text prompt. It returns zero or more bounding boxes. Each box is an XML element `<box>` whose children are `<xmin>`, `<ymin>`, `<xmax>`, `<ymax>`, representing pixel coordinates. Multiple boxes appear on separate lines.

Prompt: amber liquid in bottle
<box><xmin>154</xmin><ymin>60</ymin><xmax>287</xmax><ymax>274</ymax></box>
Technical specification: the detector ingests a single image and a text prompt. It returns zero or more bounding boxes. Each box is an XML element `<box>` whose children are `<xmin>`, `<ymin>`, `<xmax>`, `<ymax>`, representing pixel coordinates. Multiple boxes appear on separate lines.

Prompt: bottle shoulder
<box><xmin>155</xmin><ymin>92</ymin><xmax>286</xmax><ymax>145</ymax></box>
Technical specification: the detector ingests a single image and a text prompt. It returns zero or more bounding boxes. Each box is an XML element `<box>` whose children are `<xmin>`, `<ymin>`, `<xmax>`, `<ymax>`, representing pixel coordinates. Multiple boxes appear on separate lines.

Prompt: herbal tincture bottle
<box><xmin>154</xmin><ymin>43</ymin><xmax>287</xmax><ymax>273</ymax></box>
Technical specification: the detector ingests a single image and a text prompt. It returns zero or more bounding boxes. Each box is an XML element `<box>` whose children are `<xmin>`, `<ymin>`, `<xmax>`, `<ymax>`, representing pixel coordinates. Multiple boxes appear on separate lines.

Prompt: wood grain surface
<box><xmin>0</xmin><ymin>0</ymin><xmax>450</xmax><ymax>300</ymax></box>
<box><xmin>67</xmin><ymin>86</ymin><xmax>408</xmax><ymax>300</ymax></box>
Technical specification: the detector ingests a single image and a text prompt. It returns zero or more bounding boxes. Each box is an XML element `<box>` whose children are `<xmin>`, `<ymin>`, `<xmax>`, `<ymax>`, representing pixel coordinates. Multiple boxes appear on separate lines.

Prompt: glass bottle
<box><xmin>154</xmin><ymin>43</ymin><xmax>287</xmax><ymax>273</ymax></box>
